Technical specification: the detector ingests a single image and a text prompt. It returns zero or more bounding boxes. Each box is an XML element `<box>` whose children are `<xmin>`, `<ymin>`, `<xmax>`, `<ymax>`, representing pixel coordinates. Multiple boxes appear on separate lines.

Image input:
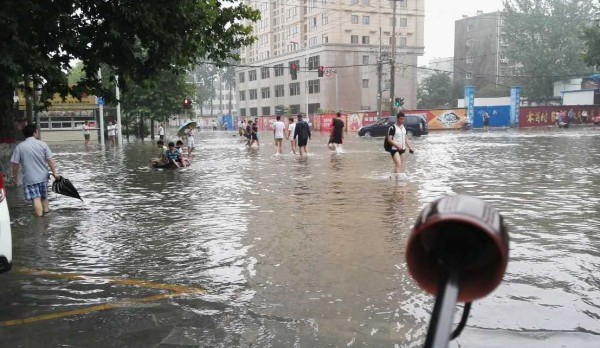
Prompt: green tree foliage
<box><xmin>502</xmin><ymin>0</ymin><xmax>595</xmax><ymax>103</ymax></box>
<box><xmin>582</xmin><ymin>4</ymin><xmax>600</xmax><ymax>69</ymax></box>
<box><xmin>191</xmin><ymin>65</ymin><xmax>217</xmax><ymax>116</ymax></box>
<box><xmin>417</xmin><ymin>72</ymin><xmax>454</xmax><ymax>109</ymax></box>
<box><xmin>0</xmin><ymin>0</ymin><xmax>259</xmax><ymax>139</ymax></box>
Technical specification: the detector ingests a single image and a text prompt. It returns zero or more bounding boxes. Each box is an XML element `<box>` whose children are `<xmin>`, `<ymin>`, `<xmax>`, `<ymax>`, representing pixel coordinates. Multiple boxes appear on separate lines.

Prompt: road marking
<box><xmin>0</xmin><ymin>267</ymin><xmax>207</xmax><ymax>327</ymax></box>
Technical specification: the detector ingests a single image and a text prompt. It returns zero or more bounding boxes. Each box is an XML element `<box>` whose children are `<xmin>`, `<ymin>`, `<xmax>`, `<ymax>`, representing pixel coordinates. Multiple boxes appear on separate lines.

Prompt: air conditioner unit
<box><xmin>500</xmin><ymin>58</ymin><xmax>508</xmax><ymax>63</ymax></box>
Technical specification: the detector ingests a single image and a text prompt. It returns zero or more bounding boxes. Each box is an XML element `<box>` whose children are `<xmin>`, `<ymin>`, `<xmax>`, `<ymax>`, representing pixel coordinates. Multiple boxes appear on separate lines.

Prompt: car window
<box><xmin>377</xmin><ymin>118</ymin><xmax>388</xmax><ymax>125</ymax></box>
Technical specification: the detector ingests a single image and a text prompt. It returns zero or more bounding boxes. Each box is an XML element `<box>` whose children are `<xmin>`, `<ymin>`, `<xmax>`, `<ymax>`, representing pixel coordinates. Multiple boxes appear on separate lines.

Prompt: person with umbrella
<box><xmin>177</xmin><ymin>121</ymin><xmax>197</xmax><ymax>158</ymax></box>
<box><xmin>10</xmin><ymin>124</ymin><xmax>60</xmax><ymax>217</ymax></box>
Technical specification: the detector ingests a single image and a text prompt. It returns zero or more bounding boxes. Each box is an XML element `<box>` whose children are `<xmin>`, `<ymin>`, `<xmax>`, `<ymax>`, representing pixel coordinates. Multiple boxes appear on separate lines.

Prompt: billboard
<box><xmin>404</xmin><ymin>108</ymin><xmax>469</xmax><ymax>130</ymax></box>
<box><xmin>519</xmin><ymin>106</ymin><xmax>600</xmax><ymax>127</ymax></box>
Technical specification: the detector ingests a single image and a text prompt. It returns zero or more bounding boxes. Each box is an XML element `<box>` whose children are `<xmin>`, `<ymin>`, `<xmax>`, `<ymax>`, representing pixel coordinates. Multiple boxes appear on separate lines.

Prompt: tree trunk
<box><xmin>219</xmin><ymin>75</ymin><xmax>223</xmax><ymax>115</ymax></box>
<box><xmin>210</xmin><ymin>97</ymin><xmax>214</xmax><ymax>117</ymax></box>
<box><xmin>228</xmin><ymin>84</ymin><xmax>232</xmax><ymax>115</ymax></box>
<box><xmin>125</xmin><ymin>112</ymin><xmax>130</xmax><ymax>142</ymax></box>
<box><xmin>24</xmin><ymin>76</ymin><xmax>33</xmax><ymax>125</ymax></box>
<box><xmin>139</xmin><ymin>112</ymin><xmax>144</xmax><ymax>140</ymax></box>
<box><xmin>150</xmin><ymin>118</ymin><xmax>155</xmax><ymax>140</ymax></box>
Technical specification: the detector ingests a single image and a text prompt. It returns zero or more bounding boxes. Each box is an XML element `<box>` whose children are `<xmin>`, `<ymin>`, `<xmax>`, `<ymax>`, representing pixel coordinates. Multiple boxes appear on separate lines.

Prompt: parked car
<box><xmin>358</xmin><ymin>115</ymin><xmax>429</xmax><ymax>137</ymax></box>
<box><xmin>0</xmin><ymin>174</ymin><xmax>12</xmax><ymax>274</ymax></box>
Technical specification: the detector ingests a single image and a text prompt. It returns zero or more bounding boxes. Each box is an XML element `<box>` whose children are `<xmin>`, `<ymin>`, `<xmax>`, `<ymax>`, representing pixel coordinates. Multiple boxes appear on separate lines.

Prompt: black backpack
<box><xmin>383</xmin><ymin>124</ymin><xmax>394</xmax><ymax>151</ymax></box>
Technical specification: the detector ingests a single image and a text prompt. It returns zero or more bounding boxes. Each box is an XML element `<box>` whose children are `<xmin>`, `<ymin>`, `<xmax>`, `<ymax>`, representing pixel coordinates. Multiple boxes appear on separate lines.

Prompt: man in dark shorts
<box><xmin>294</xmin><ymin>114</ymin><xmax>311</xmax><ymax>158</ymax></box>
<box><xmin>331</xmin><ymin>112</ymin><xmax>345</xmax><ymax>152</ymax></box>
<box><xmin>384</xmin><ymin>112</ymin><xmax>414</xmax><ymax>175</ymax></box>
<box><xmin>245</xmin><ymin>121</ymin><xmax>252</xmax><ymax>147</ymax></box>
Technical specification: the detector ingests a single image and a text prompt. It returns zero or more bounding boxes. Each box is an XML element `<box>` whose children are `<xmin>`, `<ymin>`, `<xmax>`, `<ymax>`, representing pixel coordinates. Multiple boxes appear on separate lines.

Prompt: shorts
<box><xmin>275</xmin><ymin>138</ymin><xmax>283</xmax><ymax>144</ymax></box>
<box><xmin>188</xmin><ymin>137</ymin><xmax>195</xmax><ymax>149</ymax></box>
<box><xmin>251</xmin><ymin>134</ymin><xmax>259</xmax><ymax>140</ymax></box>
<box><xmin>333</xmin><ymin>134</ymin><xmax>343</xmax><ymax>144</ymax></box>
<box><xmin>389</xmin><ymin>149</ymin><xmax>406</xmax><ymax>157</ymax></box>
<box><xmin>25</xmin><ymin>182</ymin><xmax>48</xmax><ymax>201</ymax></box>
<box><xmin>298</xmin><ymin>137</ymin><xmax>308</xmax><ymax>147</ymax></box>
<box><xmin>159</xmin><ymin>135</ymin><xmax>164</xmax><ymax>140</ymax></box>
<box><xmin>84</xmin><ymin>134</ymin><xmax>90</xmax><ymax>140</ymax></box>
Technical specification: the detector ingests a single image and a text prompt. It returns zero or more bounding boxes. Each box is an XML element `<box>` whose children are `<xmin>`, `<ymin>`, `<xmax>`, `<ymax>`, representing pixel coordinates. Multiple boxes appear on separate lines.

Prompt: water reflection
<box><xmin>2</xmin><ymin>128</ymin><xmax>600</xmax><ymax>346</ymax></box>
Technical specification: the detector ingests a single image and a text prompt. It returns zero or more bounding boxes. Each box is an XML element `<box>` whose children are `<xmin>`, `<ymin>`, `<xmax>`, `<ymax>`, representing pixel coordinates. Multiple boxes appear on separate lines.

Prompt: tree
<box><xmin>502</xmin><ymin>0</ymin><xmax>595</xmax><ymax>103</ymax></box>
<box><xmin>582</xmin><ymin>5</ymin><xmax>600</xmax><ymax>69</ymax></box>
<box><xmin>0</xmin><ymin>0</ymin><xmax>259</xmax><ymax>139</ymax></box>
<box><xmin>221</xmin><ymin>62</ymin><xmax>237</xmax><ymax>115</ymax></box>
<box><xmin>191</xmin><ymin>65</ymin><xmax>217</xmax><ymax>116</ymax></box>
<box><xmin>417</xmin><ymin>72</ymin><xmax>454</xmax><ymax>109</ymax></box>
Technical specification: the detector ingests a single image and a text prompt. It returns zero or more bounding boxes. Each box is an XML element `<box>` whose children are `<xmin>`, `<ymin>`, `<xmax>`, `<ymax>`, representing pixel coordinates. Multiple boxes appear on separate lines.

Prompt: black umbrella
<box><xmin>51</xmin><ymin>176</ymin><xmax>83</xmax><ymax>201</ymax></box>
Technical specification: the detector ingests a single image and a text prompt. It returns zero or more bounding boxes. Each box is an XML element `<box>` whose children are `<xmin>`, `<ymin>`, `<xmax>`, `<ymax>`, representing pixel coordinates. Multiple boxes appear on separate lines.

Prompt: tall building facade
<box><xmin>198</xmin><ymin>77</ymin><xmax>238</xmax><ymax>117</ymax></box>
<box><xmin>236</xmin><ymin>0</ymin><xmax>425</xmax><ymax>117</ymax></box>
<box><xmin>454</xmin><ymin>11</ymin><xmax>516</xmax><ymax>91</ymax></box>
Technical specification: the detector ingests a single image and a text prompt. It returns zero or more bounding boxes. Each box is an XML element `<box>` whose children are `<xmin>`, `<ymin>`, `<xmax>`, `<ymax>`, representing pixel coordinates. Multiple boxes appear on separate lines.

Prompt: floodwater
<box><xmin>1</xmin><ymin>128</ymin><xmax>600</xmax><ymax>347</ymax></box>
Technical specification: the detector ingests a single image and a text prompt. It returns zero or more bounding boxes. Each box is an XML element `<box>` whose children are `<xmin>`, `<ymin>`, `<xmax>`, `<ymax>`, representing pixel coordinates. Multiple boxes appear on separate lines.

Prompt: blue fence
<box><xmin>472</xmin><ymin>106</ymin><xmax>511</xmax><ymax>128</ymax></box>
<box><xmin>221</xmin><ymin>115</ymin><xmax>234</xmax><ymax>130</ymax></box>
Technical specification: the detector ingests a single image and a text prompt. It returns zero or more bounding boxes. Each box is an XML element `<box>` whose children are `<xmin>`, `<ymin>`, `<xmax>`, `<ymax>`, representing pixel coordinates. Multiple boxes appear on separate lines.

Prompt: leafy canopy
<box><xmin>502</xmin><ymin>0</ymin><xmax>595</xmax><ymax>102</ymax></box>
<box><xmin>417</xmin><ymin>72</ymin><xmax>454</xmax><ymax>109</ymax></box>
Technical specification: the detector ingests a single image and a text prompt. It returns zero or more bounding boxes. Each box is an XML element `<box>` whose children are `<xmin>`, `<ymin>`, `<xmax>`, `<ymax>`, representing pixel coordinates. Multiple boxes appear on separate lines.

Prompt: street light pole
<box><xmin>389</xmin><ymin>0</ymin><xmax>398</xmax><ymax>116</ymax></box>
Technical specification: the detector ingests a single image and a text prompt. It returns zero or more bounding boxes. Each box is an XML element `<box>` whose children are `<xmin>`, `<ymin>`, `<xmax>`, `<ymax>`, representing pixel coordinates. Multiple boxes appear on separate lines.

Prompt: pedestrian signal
<box><xmin>395</xmin><ymin>97</ymin><xmax>404</xmax><ymax>107</ymax></box>
<box><xmin>318</xmin><ymin>66</ymin><xmax>324</xmax><ymax>77</ymax></box>
<box><xmin>290</xmin><ymin>62</ymin><xmax>298</xmax><ymax>80</ymax></box>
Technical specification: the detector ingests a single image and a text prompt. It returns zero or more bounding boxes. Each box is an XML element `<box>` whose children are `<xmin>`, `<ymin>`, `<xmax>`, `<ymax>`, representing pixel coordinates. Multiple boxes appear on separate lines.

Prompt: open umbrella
<box><xmin>177</xmin><ymin>121</ymin><xmax>197</xmax><ymax>137</ymax></box>
<box><xmin>51</xmin><ymin>176</ymin><xmax>83</xmax><ymax>201</ymax></box>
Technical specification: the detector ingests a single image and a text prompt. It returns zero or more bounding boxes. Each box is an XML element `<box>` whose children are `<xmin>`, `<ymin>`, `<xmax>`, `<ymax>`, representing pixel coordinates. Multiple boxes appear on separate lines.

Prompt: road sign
<box><xmin>97</xmin><ymin>97</ymin><xmax>104</xmax><ymax>106</ymax></box>
<box><xmin>324</xmin><ymin>67</ymin><xmax>337</xmax><ymax>78</ymax></box>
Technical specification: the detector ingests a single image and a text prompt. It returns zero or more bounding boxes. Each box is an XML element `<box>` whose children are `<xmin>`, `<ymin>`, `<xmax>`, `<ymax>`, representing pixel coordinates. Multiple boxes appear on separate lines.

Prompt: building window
<box><xmin>362</xmin><ymin>36</ymin><xmax>369</xmax><ymax>44</ymax></box>
<box><xmin>290</xmin><ymin>82</ymin><xmax>301</xmax><ymax>96</ymax></box>
<box><xmin>351</xmin><ymin>0</ymin><xmax>359</xmax><ymax>4</ymax></box>
<box><xmin>351</xmin><ymin>15</ymin><xmax>359</xmax><ymax>24</ymax></box>
<box><xmin>399</xmin><ymin>37</ymin><xmax>407</xmax><ymax>47</ymax></box>
<box><xmin>399</xmin><ymin>18</ymin><xmax>407</xmax><ymax>27</ymax></box>
<box><xmin>362</xmin><ymin>55</ymin><xmax>369</xmax><ymax>65</ymax></box>
<box><xmin>261</xmin><ymin>67</ymin><xmax>270</xmax><ymax>79</ymax></box>
<box><xmin>274</xmin><ymin>64</ymin><xmax>284</xmax><ymax>77</ymax></box>
<box><xmin>261</xmin><ymin>87</ymin><xmax>270</xmax><ymax>98</ymax></box>
<box><xmin>362</xmin><ymin>16</ymin><xmax>370</xmax><ymax>25</ymax></box>
<box><xmin>308</xmin><ymin>79</ymin><xmax>320</xmax><ymax>94</ymax></box>
<box><xmin>309</xmin><ymin>37</ymin><xmax>318</xmax><ymax>47</ymax></box>
<box><xmin>309</xmin><ymin>17</ymin><xmax>317</xmax><ymax>31</ymax></box>
<box><xmin>466</xmin><ymin>39</ymin><xmax>474</xmax><ymax>47</ymax></box>
<box><xmin>308</xmin><ymin>103</ymin><xmax>320</xmax><ymax>114</ymax></box>
<box><xmin>290</xmin><ymin>104</ymin><xmax>301</xmax><ymax>114</ymax></box>
<box><xmin>249</xmin><ymin>70</ymin><xmax>257</xmax><ymax>81</ymax></box>
<box><xmin>466</xmin><ymin>72</ymin><xmax>473</xmax><ymax>80</ymax></box>
<box><xmin>249</xmin><ymin>89</ymin><xmax>258</xmax><ymax>100</ymax></box>
<box><xmin>466</xmin><ymin>56</ymin><xmax>474</xmax><ymax>64</ymax></box>
<box><xmin>239</xmin><ymin>91</ymin><xmax>246</xmax><ymax>101</ymax></box>
<box><xmin>323</xmin><ymin>35</ymin><xmax>329</xmax><ymax>43</ymax></box>
<box><xmin>308</xmin><ymin>55</ymin><xmax>320</xmax><ymax>70</ymax></box>
<box><xmin>322</xmin><ymin>13</ymin><xmax>329</xmax><ymax>25</ymax></box>
<box><xmin>399</xmin><ymin>0</ymin><xmax>406</xmax><ymax>7</ymax></box>
<box><xmin>351</xmin><ymin>35</ymin><xmax>359</xmax><ymax>44</ymax></box>
<box><xmin>275</xmin><ymin>84</ymin><xmax>285</xmax><ymax>97</ymax></box>
<box><xmin>238</xmin><ymin>72</ymin><xmax>245</xmax><ymax>83</ymax></box>
<box><xmin>362</xmin><ymin>0</ymin><xmax>369</xmax><ymax>5</ymax></box>
<box><xmin>308</xmin><ymin>0</ymin><xmax>317</xmax><ymax>12</ymax></box>
<box><xmin>467</xmin><ymin>24</ymin><xmax>474</xmax><ymax>32</ymax></box>
<box><xmin>240</xmin><ymin>108</ymin><xmax>247</xmax><ymax>116</ymax></box>
<box><xmin>362</xmin><ymin>79</ymin><xmax>369</xmax><ymax>88</ymax></box>
<box><xmin>262</xmin><ymin>107</ymin><xmax>271</xmax><ymax>116</ymax></box>
<box><xmin>250</xmin><ymin>107</ymin><xmax>258</xmax><ymax>116</ymax></box>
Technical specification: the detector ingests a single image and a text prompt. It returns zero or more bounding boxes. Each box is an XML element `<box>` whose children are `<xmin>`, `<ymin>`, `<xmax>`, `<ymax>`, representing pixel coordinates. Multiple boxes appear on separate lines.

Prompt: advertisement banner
<box><xmin>510</xmin><ymin>86</ymin><xmax>521</xmax><ymax>127</ymax></box>
<box><xmin>472</xmin><ymin>106</ymin><xmax>511</xmax><ymax>128</ymax></box>
<box><xmin>464</xmin><ymin>86</ymin><xmax>475</xmax><ymax>123</ymax></box>
<box><xmin>404</xmin><ymin>108</ymin><xmax>469</xmax><ymax>130</ymax></box>
<box><xmin>519</xmin><ymin>106</ymin><xmax>600</xmax><ymax>127</ymax></box>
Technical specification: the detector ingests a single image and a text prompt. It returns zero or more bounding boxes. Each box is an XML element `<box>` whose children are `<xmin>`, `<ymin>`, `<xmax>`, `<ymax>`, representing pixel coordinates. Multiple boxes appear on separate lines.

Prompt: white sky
<box><xmin>420</xmin><ymin>0</ymin><xmax>504</xmax><ymax>65</ymax></box>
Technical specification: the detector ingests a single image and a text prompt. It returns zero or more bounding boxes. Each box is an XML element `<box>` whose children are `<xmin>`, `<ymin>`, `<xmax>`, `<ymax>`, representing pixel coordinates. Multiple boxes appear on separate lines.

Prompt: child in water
<box><xmin>165</xmin><ymin>142</ymin><xmax>184</xmax><ymax>167</ymax></box>
<box><xmin>175</xmin><ymin>140</ymin><xmax>191</xmax><ymax>166</ymax></box>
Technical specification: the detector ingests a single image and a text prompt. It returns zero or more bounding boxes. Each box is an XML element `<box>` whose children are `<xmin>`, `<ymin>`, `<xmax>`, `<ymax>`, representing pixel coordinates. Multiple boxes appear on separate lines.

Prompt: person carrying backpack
<box><xmin>294</xmin><ymin>114</ymin><xmax>311</xmax><ymax>158</ymax></box>
<box><xmin>384</xmin><ymin>112</ymin><xmax>414</xmax><ymax>176</ymax></box>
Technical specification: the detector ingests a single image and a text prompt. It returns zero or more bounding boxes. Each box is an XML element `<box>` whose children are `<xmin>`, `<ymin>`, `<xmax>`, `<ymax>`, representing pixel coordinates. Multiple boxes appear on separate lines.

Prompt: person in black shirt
<box><xmin>331</xmin><ymin>112</ymin><xmax>345</xmax><ymax>152</ymax></box>
<box><xmin>245</xmin><ymin>121</ymin><xmax>252</xmax><ymax>147</ymax></box>
<box><xmin>293</xmin><ymin>114</ymin><xmax>311</xmax><ymax>158</ymax></box>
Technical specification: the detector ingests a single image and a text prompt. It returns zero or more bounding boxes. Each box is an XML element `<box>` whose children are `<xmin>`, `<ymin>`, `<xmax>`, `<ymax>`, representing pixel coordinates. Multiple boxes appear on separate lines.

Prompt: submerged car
<box><xmin>358</xmin><ymin>115</ymin><xmax>429</xmax><ymax>137</ymax></box>
<box><xmin>0</xmin><ymin>174</ymin><xmax>12</xmax><ymax>274</ymax></box>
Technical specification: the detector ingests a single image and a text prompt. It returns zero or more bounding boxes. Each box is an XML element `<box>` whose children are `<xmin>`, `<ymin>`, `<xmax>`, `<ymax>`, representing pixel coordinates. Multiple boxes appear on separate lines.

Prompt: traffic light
<box><xmin>318</xmin><ymin>65</ymin><xmax>324</xmax><ymax>77</ymax></box>
<box><xmin>394</xmin><ymin>97</ymin><xmax>405</xmax><ymax>108</ymax></box>
<box><xmin>183</xmin><ymin>98</ymin><xmax>192</xmax><ymax>109</ymax></box>
<box><xmin>290</xmin><ymin>62</ymin><xmax>298</xmax><ymax>80</ymax></box>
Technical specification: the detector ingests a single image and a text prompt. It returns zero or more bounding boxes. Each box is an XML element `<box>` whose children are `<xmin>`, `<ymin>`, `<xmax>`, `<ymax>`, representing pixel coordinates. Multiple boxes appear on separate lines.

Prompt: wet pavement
<box><xmin>1</xmin><ymin>128</ymin><xmax>600</xmax><ymax>347</ymax></box>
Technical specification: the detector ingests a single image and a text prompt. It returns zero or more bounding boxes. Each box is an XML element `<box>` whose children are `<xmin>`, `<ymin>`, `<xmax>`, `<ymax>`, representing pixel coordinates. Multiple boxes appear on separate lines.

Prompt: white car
<box><xmin>0</xmin><ymin>174</ymin><xmax>12</xmax><ymax>273</ymax></box>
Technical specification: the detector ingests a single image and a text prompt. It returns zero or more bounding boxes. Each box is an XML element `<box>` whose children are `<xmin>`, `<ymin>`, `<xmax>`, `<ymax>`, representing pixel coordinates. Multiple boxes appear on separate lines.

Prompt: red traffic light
<box><xmin>183</xmin><ymin>98</ymin><xmax>192</xmax><ymax>109</ymax></box>
<box><xmin>318</xmin><ymin>66</ymin><xmax>324</xmax><ymax>77</ymax></box>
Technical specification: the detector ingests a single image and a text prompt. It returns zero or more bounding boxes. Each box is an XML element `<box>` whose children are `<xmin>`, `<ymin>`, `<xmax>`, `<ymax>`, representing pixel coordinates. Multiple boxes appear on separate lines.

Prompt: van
<box><xmin>0</xmin><ymin>174</ymin><xmax>12</xmax><ymax>274</ymax></box>
<box><xmin>358</xmin><ymin>115</ymin><xmax>429</xmax><ymax>137</ymax></box>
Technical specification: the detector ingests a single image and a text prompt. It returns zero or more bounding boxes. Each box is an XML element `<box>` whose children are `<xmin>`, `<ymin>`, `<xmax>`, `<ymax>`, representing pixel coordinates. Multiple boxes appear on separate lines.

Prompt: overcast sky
<box><xmin>420</xmin><ymin>0</ymin><xmax>505</xmax><ymax>65</ymax></box>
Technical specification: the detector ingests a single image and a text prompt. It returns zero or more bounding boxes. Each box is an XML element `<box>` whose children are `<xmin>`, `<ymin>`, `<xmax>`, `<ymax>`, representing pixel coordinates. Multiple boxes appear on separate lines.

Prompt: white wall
<box><xmin>553</xmin><ymin>78</ymin><xmax>582</xmax><ymax>97</ymax></box>
<box><xmin>562</xmin><ymin>90</ymin><xmax>595</xmax><ymax>105</ymax></box>
<box><xmin>457</xmin><ymin>97</ymin><xmax>511</xmax><ymax>107</ymax></box>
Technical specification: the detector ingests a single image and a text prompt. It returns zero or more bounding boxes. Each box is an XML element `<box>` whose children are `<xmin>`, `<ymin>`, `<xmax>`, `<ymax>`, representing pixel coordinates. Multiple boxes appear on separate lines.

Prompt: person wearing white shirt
<box><xmin>384</xmin><ymin>112</ymin><xmax>414</xmax><ymax>176</ymax></box>
<box><xmin>272</xmin><ymin>116</ymin><xmax>286</xmax><ymax>155</ymax></box>
<box><xmin>82</xmin><ymin>120</ymin><xmax>91</xmax><ymax>145</ymax></box>
<box><xmin>158</xmin><ymin>124</ymin><xmax>165</xmax><ymax>140</ymax></box>
<box><xmin>107</xmin><ymin>121</ymin><xmax>117</xmax><ymax>146</ymax></box>
<box><xmin>286</xmin><ymin>117</ymin><xmax>297</xmax><ymax>154</ymax></box>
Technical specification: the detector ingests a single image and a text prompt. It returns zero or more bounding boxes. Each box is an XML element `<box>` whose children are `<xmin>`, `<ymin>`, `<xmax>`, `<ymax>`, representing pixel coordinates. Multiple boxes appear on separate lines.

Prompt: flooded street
<box><xmin>2</xmin><ymin>128</ymin><xmax>600</xmax><ymax>347</ymax></box>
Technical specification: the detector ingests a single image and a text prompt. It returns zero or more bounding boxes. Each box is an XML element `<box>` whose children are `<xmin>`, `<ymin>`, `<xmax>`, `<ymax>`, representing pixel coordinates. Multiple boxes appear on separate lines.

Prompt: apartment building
<box><xmin>454</xmin><ymin>11</ymin><xmax>516</xmax><ymax>91</ymax></box>
<box><xmin>236</xmin><ymin>0</ymin><xmax>425</xmax><ymax>117</ymax></box>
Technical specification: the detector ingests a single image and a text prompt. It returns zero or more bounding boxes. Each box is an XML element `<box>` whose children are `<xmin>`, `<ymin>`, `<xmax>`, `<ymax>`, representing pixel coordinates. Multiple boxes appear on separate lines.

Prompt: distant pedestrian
<box><xmin>238</xmin><ymin>120</ymin><xmax>245</xmax><ymax>137</ymax></box>
<box><xmin>287</xmin><ymin>117</ymin><xmax>297</xmax><ymax>154</ymax></box>
<box><xmin>483</xmin><ymin>112</ymin><xmax>490</xmax><ymax>132</ymax></box>
<box><xmin>384</xmin><ymin>112</ymin><xmax>414</xmax><ymax>176</ymax></box>
<box><xmin>568</xmin><ymin>109</ymin><xmax>575</xmax><ymax>124</ymax></box>
<box><xmin>186</xmin><ymin>127</ymin><xmax>195</xmax><ymax>158</ymax></box>
<box><xmin>294</xmin><ymin>114</ymin><xmax>311</xmax><ymax>158</ymax></box>
<box><xmin>107</xmin><ymin>121</ymin><xmax>117</xmax><ymax>145</ymax></box>
<box><xmin>10</xmin><ymin>124</ymin><xmax>60</xmax><ymax>217</ymax></box>
<box><xmin>212</xmin><ymin>120</ymin><xmax>218</xmax><ymax>131</ymax></box>
<box><xmin>331</xmin><ymin>112</ymin><xmax>345</xmax><ymax>151</ymax></box>
<box><xmin>245</xmin><ymin>121</ymin><xmax>252</xmax><ymax>146</ymax></box>
<box><xmin>273</xmin><ymin>115</ymin><xmax>285</xmax><ymax>154</ymax></box>
<box><xmin>82</xmin><ymin>120</ymin><xmax>91</xmax><ymax>145</ymax></box>
<box><xmin>249</xmin><ymin>120</ymin><xmax>260</xmax><ymax>147</ymax></box>
<box><xmin>158</xmin><ymin>124</ymin><xmax>165</xmax><ymax>140</ymax></box>
<box><xmin>582</xmin><ymin>110</ymin><xmax>589</xmax><ymax>123</ymax></box>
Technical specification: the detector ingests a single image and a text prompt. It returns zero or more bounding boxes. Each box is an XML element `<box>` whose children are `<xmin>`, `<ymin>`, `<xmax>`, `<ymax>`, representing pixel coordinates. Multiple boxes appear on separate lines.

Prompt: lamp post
<box><xmin>291</xmin><ymin>41</ymin><xmax>309</xmax><ymax>117</ymax></box>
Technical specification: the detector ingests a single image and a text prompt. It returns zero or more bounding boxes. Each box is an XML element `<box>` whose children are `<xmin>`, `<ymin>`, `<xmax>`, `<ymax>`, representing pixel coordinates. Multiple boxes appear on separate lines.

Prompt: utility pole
<box><xmin>377</xmin><ymin>27</ymin><xmax>383</xmax><ymax>121</ymax></box>
<box><xmin>389</xmin><ymin>0</ymin><xmax>398</xmax><ymax>116</ymax></box>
